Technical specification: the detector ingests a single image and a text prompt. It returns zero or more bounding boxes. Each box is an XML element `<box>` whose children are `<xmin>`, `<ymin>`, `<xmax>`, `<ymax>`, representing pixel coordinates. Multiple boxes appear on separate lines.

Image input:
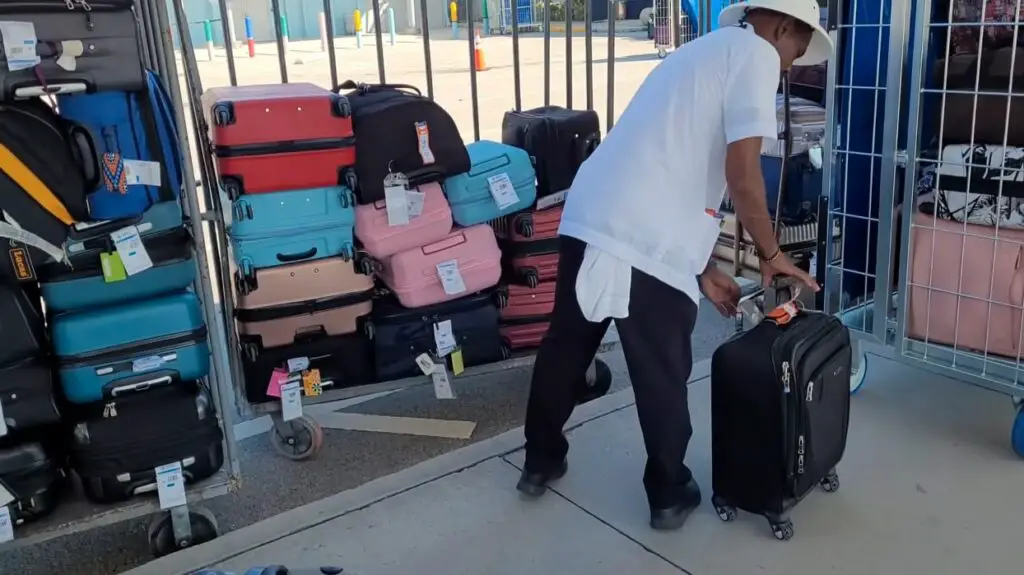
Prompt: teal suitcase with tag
<box><xmin>443</xmin><ymin>141</ymin><xmax>537</xmax><ymax>227</ymax></box>
<box><xmin>52</xmin><ymin>291</ymin><xmax>210</xmax><ymax>404</ymax></box>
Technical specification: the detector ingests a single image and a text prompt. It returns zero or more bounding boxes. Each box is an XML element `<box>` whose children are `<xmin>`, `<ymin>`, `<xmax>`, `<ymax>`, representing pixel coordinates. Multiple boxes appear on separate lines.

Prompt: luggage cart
<box><xmin>166</xmin><ymin>0</ymin><xmax>623</xmax><ymax>463</ymax></box>
<box><xmin>824</xmin><ymin>0</ymin><xmax>1024</xmax><ymax>457</ymax></box>
<box><xmin>0</xmin><ymin>0</ymin><xmax>242</xmax><ymax>559</ymax></box>
<box><xmin>652</xmin><ymin>0</ymin><xmax>675</xmax><ymax>58</ymax></box>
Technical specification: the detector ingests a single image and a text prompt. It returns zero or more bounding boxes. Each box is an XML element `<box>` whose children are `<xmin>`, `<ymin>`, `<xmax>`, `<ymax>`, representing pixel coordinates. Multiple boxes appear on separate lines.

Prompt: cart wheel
<box><xmin>525</xmin><ymin>271</ymin><xmax>539</xmax><ymax>289</ymax></box>
<box><xmin>1011</xmin><ymin>404</ymin><xmax>1024</xmax><ymax>459</ymax></box>
<box><xmin>850</xmin><ymin>350</ymin><xmax>867</xmax><ymax>395</ymax></box>
<box><xmin>770</xmin><ymin>519</ymin><xmax>795</xmax><ymax>541</ymax></box>
<box><xmin>147</xmin><ymin>506</ymin><xmax>219</xmax><ymax>558</ymax></box>
<box><xmin>658</xmin><ymin>48</ymin><xmax>667</xmax><ymax>59</ymax></box>
<box><xmin>577</xmin><ymin>358</ymin><xmax>612</xmax><ymax>405</ymax></box>
<box><xmin>820</xmin><ymin>469</ymin><xmax>840</xmax><ymax>493</ymax></box>
<box><xmin>270</xmin><ymin>415</ymin><xmax>324</xmax><ymax>461</ymax></box>
<box><xmin>711</xmin><ymin>495</ymin><xmax>736</xmax><ymax>522</ymax></box>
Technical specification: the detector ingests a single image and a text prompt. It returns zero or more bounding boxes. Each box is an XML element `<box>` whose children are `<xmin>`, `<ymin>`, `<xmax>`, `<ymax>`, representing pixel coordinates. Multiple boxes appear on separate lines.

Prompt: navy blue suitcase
<box><xmin>444</xmin><ymin>141</ymin><xmax>537</xmax><ymax>227</ymax></box>
<box><xmin>760</xmin><ymin>152</ymin><xmax>822</xmax><ymax>224</ymax></box>
<box><xmin>229</xmin><ymin>186</ymin><xmax>356</xmax><ymax>292</ymax></box>
<box><xmin>57</xmin><ymin>71</ymin><xmax>183</xmax><ymax>220</ymax></box>
<box><xmin>51</xmin><ymin>291</ymin><xmax>210</xmax><ymax>404</ymax></box>
<box><xmin>38</xmin><ymin>200</ymin><xmax>194</xmax><ymax>312</ymax></box>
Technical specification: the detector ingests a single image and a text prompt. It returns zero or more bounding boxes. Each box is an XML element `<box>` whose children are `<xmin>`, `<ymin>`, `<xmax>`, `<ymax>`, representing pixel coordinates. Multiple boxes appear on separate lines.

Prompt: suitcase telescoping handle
<box><xmin>336</xmin><ymin>79</ymin><xmax>422</xmax><ymax>96</ymax></box>
<box><xmin>422</xmin><ymin>233</ymin><xmax>467</xmax><ymax>254</ymax></box>
<box><xmin>277</xmin><ymin>247</ymin><xmax>318</xmax><ymax>263</ymax></box>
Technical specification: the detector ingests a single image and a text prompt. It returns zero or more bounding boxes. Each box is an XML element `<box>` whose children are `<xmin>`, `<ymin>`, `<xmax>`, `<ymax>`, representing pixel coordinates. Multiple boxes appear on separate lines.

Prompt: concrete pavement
<box><xmin>124</xmin><ymin>351</ymin><xmax>1024</xmax><ymax>575</ymax></box>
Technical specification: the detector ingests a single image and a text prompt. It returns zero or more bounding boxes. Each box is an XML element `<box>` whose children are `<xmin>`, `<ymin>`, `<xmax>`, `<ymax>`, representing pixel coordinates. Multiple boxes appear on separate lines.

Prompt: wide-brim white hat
<box><xmin>718</xmin><ymin>0</ymin><xmax>833</xmax><ymax>66</ymax></box>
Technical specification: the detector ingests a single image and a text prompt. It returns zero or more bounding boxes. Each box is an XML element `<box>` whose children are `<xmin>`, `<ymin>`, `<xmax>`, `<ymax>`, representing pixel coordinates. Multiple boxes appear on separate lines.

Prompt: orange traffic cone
<box><xmin>474</xmin><ymin>29</ymin><xmax>488</xmax><ymax>72</ymax></box>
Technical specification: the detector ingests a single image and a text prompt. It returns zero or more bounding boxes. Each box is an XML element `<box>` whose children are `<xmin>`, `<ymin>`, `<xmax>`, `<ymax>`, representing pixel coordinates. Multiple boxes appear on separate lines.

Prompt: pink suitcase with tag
<box><xmin>354</xmin><ymin>182</ymin><xmax>454</xmax><ymax>259</ymax></box>
<box><xmin>908</xmin><ymin>211</ymin><xmax>1024</xmax><ymax>358</ymax></box>
<box><xmin>379</xmin><ymin>224</ymin><xmax>502</xmax><ymax>308</ymax></box>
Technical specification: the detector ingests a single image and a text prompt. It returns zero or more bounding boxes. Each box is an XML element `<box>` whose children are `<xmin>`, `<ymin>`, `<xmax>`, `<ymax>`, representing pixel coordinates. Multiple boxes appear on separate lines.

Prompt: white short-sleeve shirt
<box><xmin>562</xmin><ymin>24</ymin><xmax>781</xmax><ymax>309</ymax></box>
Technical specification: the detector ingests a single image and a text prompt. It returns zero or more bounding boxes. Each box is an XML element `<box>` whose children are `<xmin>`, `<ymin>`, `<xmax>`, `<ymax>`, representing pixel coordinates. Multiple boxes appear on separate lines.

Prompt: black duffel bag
<box><xmin>336</xmin><ymin>81</ymin><xmax>470</xmax><ymax>204</ymax></box>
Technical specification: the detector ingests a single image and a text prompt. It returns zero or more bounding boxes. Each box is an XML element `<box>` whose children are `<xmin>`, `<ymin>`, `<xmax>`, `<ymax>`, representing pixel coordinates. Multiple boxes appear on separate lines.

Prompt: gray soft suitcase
<box><xmin>0</xmin><ymin>0</ymin><xmax>144</xmax><ymax>100</ymax></box>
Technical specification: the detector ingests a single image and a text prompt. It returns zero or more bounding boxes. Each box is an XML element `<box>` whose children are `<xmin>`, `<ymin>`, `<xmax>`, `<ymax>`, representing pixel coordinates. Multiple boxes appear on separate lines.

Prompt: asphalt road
<box><xmin>5</xmin><ymin>301</ymin><xmax>734</xmax><ymax>575</ymax></box>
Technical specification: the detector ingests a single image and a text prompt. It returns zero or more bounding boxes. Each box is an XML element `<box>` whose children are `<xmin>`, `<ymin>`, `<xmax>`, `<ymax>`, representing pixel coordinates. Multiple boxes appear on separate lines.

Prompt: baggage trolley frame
<box><xmin>0</xmin><ymin>0</ymin><xmax>243</xmax><ymax>558</ymax></box>
<box><xmin>652</xmin><ymin>0</ymin><xmax>676</xmax><ymax>58</ymax></box>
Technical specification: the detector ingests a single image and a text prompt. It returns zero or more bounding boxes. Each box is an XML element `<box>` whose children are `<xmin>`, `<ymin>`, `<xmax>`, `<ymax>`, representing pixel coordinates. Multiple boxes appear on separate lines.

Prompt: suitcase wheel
<box><xmin>770</xmin><ymin>519</ymin><xmax>795</xmax><ymax>541</ymax></box>
<box><xmin>819</xmin><ymin>469</ymin><xmax>840</xmax><ymax>493</ymax></box>
<box><xmin>147</xmin><ymin>505</ymin><xmax>219</xmax><ymax>558</ymax></box>
<box><xmin>342</xmin><ymin>168</ymin><xmax>359</xmax><ymax>192</ymax></box>
<box><xmin>516</xmin><ymin>219</ymin><xmax>534</xmax><ymax>238</ymax></box>
<box><xmin>495</xmin><ymin>287</ymin><xmax>509</xmax><ymax>309</ymax></box>
<box><xmin>221</xmin><ymin>176</ymin><xmax>243</xmax><ymax>200</ymax></box>
<box><xmin>211</xmin><ymin>102</ymin><xmax>235</xmax><ymax>126</ymax></box>
<box><xmin>235</xmin><ymin>269</ymin><xmax>257</xmax><ymax>296</ymax></box>
<box><xmin>711</xmin><ymin>495</ymin><xmax>737</xmax><ymax>523</ymax></box>
<box><xmin>524</xmin><ymin>270</ymin><xmax>539</xmax><ymax>289</ymax></box>
<box><xmin>658</xmin><ymin>48</ymin><xmax>667</xmax><ymax>59</ymax></box>
<box><xmin>270</xmin><ymin>415</ymin><xmax>324</xmax><ymax>461</ymax></box>
<box><xmin>331</xmin><ymin>95</ymin><xmax>352</xmax><ymax>118</ymax></box>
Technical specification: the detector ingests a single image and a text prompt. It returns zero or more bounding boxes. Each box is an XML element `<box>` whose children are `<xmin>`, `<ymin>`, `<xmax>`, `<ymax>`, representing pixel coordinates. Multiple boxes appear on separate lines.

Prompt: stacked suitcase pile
<box><xmin>0</xmin><ymin>0</ymin><xmax>224</xmax><ymax>532</ymax></box>
<box><xmin>493</xmin><ymin>107</ymin><xmax>602</xmax><ymax>351</ymax></box>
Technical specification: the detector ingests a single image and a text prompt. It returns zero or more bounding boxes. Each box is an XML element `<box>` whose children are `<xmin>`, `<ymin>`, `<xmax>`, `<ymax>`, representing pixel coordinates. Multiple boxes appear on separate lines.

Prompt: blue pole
<box><xmin>387</xmin><ymin>7</ymin><xmax>396</xmax><ymax>46</ymax></box>
<box><xmin>244</xmin><ymin>15</ymin><xmax>255</xmax><ymax>57</ymax></box>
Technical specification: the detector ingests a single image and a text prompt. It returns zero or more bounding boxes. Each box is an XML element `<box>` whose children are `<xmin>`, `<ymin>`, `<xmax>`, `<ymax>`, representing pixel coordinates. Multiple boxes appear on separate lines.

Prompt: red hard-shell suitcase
<box><xmin>500</xmin><ymin>237</ymin><xmax>560</xmax><ymax>287</ymax></box>
<box><xmin>500</xmin><ymin>322</ymin><xmax>551</xmax><ymax>350</ymax></box>
<box><xmin>202</xmin><ymin>83</ymin><xmax>357</xmax><ymax>197</ymax></box>
<box><xmin>493</xmin><ymin>204</ymin><xmax>563</xmax><ymax>242</ymax></box>
<box><xmin>498</xmin><ymin>282</ymin><xmax>556</xmax><ymax>350</ymax></box>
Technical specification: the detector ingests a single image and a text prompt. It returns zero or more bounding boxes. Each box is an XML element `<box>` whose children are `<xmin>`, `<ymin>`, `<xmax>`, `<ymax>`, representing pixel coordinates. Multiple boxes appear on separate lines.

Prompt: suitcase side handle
<box><xmin>336</xmin><ymin>80</ymin><xmax>422</xmax><ymax>96</ymax></box>
<box><xmin>422</xmin><ymin>233</ymin><xmax>467</xmax><ymax>254</ymax></box>
<box><xmin>277</xmin><ymin>247</ymin><xmax>318</xmax><ymax>263</ymax></box>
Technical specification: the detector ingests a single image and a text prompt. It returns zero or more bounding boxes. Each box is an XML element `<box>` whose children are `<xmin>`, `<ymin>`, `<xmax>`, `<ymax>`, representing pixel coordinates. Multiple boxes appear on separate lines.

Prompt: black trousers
<box><xmin>523</xmin><ymin>236</ymin><xmax>699</xmax><ymax>509</ymax></box>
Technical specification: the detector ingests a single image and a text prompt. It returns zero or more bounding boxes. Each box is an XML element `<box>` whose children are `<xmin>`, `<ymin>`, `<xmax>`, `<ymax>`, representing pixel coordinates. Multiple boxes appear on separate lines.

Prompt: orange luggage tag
<box><xmin>764</xmin><ymin>287</ymin><xmax>803</xmax><ymax>326</ymax></box>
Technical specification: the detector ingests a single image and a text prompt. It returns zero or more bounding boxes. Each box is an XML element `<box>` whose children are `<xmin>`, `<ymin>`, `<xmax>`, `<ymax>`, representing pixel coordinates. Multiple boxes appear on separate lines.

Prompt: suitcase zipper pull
<box><xmin>797</xmin><ymin>435</ymin><xmax>805</xmax><ymax>474</ymax></box>
<box><xmin>782</xmin><ymin>361</ymin><xmax>791</xmax><ymax>394</ymax></box>
<box><xmin>103</xmin><ymin>401</ymin><xmax>117</xmax><ymax>418</ymax></box>
<box><xmin>805</xmin><ymin>380</ymin><xmax>814</xmax><ymax>402</ymax></box>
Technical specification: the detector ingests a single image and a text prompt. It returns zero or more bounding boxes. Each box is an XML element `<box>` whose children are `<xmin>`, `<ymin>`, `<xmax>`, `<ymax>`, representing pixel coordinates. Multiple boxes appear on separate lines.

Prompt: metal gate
<box><xmin>498</xmin><ymin>0</ymin><xmax>537</xmax><ymax>33</ymax></box>
<box><xmin>827</xmin><ymin>0</ymin><xmax>1024</xmax><ymax>403</ymax></box>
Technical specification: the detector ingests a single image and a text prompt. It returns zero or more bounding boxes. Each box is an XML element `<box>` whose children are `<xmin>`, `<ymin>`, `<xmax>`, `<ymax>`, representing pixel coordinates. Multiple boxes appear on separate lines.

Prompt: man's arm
<box><xmin>725</xmin><ymin>137</ymin><xmax>780</xmax><ymax>259</ymax></box>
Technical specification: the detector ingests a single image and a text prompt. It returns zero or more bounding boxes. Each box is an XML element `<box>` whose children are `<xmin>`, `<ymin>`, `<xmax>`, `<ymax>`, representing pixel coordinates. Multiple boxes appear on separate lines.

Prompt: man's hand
<box><xmin>700</xmin><ymin>266</ymin><xmax>741</xmax><ymax>317</ymax></box>
<box><xmin>760</xmin><ymin>253</ymin><xmax>820</xmax><ymax>292</ymax></box>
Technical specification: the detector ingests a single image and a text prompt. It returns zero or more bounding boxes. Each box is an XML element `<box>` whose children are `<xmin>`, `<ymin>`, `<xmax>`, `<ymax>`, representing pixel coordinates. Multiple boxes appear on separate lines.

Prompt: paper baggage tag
<box><xmin>287</xmin><ymin>356</ymin><xmax>310</xmax><ymax>373</ymax></box>
<box><xmin>110</xmin><ymin>226</ymin><xmax>153</xmax><ymax>276</ymax></box>
<box><xmin>536</xmin><ymin>190</ymin><xmax>568</xmax><ymax>210</ymax></box>
<box><xmin>0</xmin><ymin>506</ymin><xmax>12</xmax><ymax>544</ymax></box>
<box><xmin>124</xmin><ymin>160</ymin><xmax>163</xmax><ymax>187</ymax></box>
<box><xmin>433</xmin><ymin>320</ymin><xmax>457</xmax><ymax>357</ymax></box>
<box><xmin>415</xmin><ymin>353</ymin><xmax>436</xmax><ymax>376</ymax></box>
<box><xmin>265</xmin><ymin>368</ymin><xmax>289</xmax><ymax>398</ymax></box>
<box><xmin>487</xmin><ymin>173</ymin><xmax>520</xmax><ymax>210</ymax></box>
<box><xmin>55</xmin><ymin>39</ymin><xmax>83</xmax><ymax>72</ymax></box>
<box><xmin>280</xmin><ymin>381</ymin><xmax>303</xmax><ymax>421</ymax></box>
<box><xmin>415</xmin><ymin>121</ymin><xmax>436</xmax><ymax>165</ymax></box>
<box><xmin>384</xmin><ymin>173</ymin><xmax>410</xmax><ymax>227</ymax></box>
<box><xmin>0</xmin><ymin>399</ymin><xmax>6</xmax><ymax>437</ymax></box>
<box><xmin>436</xmin><ymin>259</ymin><xmax>467</xmax><ymax>296</ymax></box>
<box><xmin>431</xmin><ymin>364</ymin><xmax>455</xmax><ymax>399</ymax></box>
<box><xmin>0</xmin><ymin>482</ymin><xmax>13</xmax><ymax>507</ymax></box>
<box><xmin>155</xmin><ymin>461</ymin><xmax>188</xmax><ymax>510</ymax></box>
<box><xmin>450</xmin><ymin>349</ymin><xmax>465</xmax><ymax>376</ymax></box>
<box><xmin>131</xmin><ymin>355</ymin><xmax>164</xmax><ymax>373</ymax></box>
<box><xmin>100</xmin><ymin>252</ymin><xmax>127</xmax><ymax>283</ymax></box>
<box><xmin>302</xmin><ymin>369</ymin><xmax>323</xmax><ymax>397</ymax></box>
<box><xmin>406</xmin><ymin>190</ymin><xmax>426</xmax><ymax>218</ymax></box>
<box><xmin>0</xmin><ymin>21</ymin><xmax>41</xmax><ymax>72</ymax></box>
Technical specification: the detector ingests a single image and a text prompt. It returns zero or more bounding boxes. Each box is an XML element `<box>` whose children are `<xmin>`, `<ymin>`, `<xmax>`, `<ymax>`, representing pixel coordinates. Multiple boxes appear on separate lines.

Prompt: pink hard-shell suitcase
<box><xmin>908</xmin><ymin>211</ymin><xmax>1024</xmax><ymax>358</ymax></box>
<box><xmin>234</xmin><ymin>257</ymin><xmax>374</xmax><ymax>350</ymax></box>
<box><xmin>354</xmin><ymin>182</ymin><xmax>453</xmax><ymax>259</ymax></box>
<box><xmin>379</xmin><ymin>224</ymin><xmax>502</xmax><ymax>308</ymax></box>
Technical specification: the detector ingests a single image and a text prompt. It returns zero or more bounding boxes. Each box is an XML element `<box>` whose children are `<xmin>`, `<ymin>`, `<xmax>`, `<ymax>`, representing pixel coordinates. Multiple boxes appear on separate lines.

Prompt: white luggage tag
<box><xmin>436</xmin><ymin>259</ymin><xmax>467</xmax><ymax>295</ymax></box>
<box><xmin>0</xmin><ymin>399</ymin><xmax>7</xmax><ymax>437</ymax></box>
<box><xmin>487</xmin><ymin>172</ymin><xmax>519</xmax><ymax>210</ymax></box>
<box><xmin>0</xmin><ymin>506</ymin><xmax>13</xmax><ymax>543</ymax></box>
<box><xmin>433</xmin><ymin>320</ymin><xmax>457</xmax><ymax>357</ymax></box>
<box><xmin>155</xmin><ymin>461</ymin><xmax>188</xmax><ymax>510</ymax></box>
<box><xmin>431</xmin><ymin>362</ymin><xmax>455</xmax><ymax>399</ymax></box>
<box><xmin>110</xmin><ymin>225</ymin><xmax>153</xmax><ymax>276</ymax></box>
<box><xmin>55</xmin><ymin>39</ymin><xmax>84</xmax><ymax>72</ymax></box>
<box><xmin>280</xmin><ymin>380</ymin><xmax>303</xmax><ymax>421</ymax></box>
<box><xmin>0</xmin><ymin>21</ymin><xmax>41</xmax><ymax>72</ymax></box>
<box><xmin>384</xmin><ymin>171</ymin><xmax>411</xmax><ymax>227</ymax></box>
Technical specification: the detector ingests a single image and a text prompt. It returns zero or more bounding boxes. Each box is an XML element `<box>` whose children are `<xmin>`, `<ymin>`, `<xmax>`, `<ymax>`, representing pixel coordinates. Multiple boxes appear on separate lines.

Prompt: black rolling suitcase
<box><xmin>368</xmin><ymin>291</ymin><xmax>505</xmax><ymax>381</ymax></box>
<box><xmin>69</xmin><ymin>382</ymin><xmax>224</xmax><ymax>504</ymax></box>
<box><xmin>241</xmin><ymin>332</ymin><xmax>375</xmax><ymax>404</ymax></box>
<box><xmin>0</xmin><ymin>358</ymin><xmax>61</xmax><ymax>435</ymax></box>
<box><xmin>0</xmin><ymin>281</ymin><xmax>47</xmax><ymax>366</ymax></box>
<box><xmin>710</xmin><ymin>309</ymin><xmax>851</xmax><ymax>541</ymax></box>
<box><xmin>501</xmin><ymin>106</ymin><xmax>601</xmax><ymax>200</ymax></box>
<box><xmin>0</xmin><ymin>441</ymin><xmax>66</xmax><ymax>527</ymax></box>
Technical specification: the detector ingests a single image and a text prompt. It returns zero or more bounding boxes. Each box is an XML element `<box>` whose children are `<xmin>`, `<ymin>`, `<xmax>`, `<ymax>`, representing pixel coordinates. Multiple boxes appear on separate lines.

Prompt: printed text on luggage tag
<box><xmin>415</xmin><ymin>353</ymin><xmax>436</xmax><ymax>375</ymax></box>
<box><xmin>432</xmin><ymin>364</ymin><xmax>455</xmax><ymax>399</ymax></box>
<box><xmin>123</xmin><ymin>160</ymin><xmax>163</xmax><ymax>187</ymax></box>
<box><xmin>406</xmin><ymin>190</ymin><xmax>426</xmax><ymax>218</ymax></box>
<box><xmin>536</xmin><ymin>190</ymin><xmax>567</xmax><ymax>210</ymax></box>
<box><xmin>281</xmin><ymin>381</ymin><xmax>303</xmax><ymax>421</ymax></box>
<box><xmin>487</xmin><ymin>173</ymin><xmax>520</xmax><ymax>210</ymax></box>
<box><xmin>287</xmin><ymin>356</ymin><xmax>310</xmax><ymax>373</ymax></box>
<box><xmin>0</xmin><ymin>399</ymin><xmax>7</xmax><ymax>437</ymax></box>
<box><xmin>110</xmin><ymin>226</ymin><xmax>154</xmax><ymax>276</ymax></box>
<box><xmin>155</xmin><ymin>461</ymin><xmax>188</xmax><ymax>510</ymax></box>
<box><xmin>0</xmin><ymin>21</ymin><xmax>41</xmax><ymax>72</ymax></box>
<box><xmin>434</xmin><ymin>320</ymin><xmax>457</xmax><ymax>357</ymax></box>
<box><xmin>384</xmin><ymin>173</ymin><xmax>411</xmax><ymax>227</ymax></box>
<box><xmin>0</xmin><ymin>506</ymin><xmax>13</xmax><ymax>544</ymax></box>
<box><xmin>415</xmin><ymin>122</ymin><xmax>436</xmax><ymax>165</ymax></box>
<box><xmin>436</xmin><ymin>259</ymin><xmax>467</xmax><ymax>295</ymax></box>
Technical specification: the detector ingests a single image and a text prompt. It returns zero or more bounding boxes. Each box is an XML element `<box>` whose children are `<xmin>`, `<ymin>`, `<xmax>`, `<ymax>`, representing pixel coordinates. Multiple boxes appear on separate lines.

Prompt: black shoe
<box><xmin>649</xmin><ymin>479</ymin><xmax>702</xmax><ymax>531</ymax></box>
<box><xmin>516</xmin><ymin>460</ymin><xmax>568</xmax><ymax>497</ymax></box>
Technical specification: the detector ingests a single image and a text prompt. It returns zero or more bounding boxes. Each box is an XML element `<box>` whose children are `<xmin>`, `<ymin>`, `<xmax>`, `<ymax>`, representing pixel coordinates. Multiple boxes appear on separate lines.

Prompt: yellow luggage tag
<box><xmin>450</xmin><ymin>348</ymin><xmax>465</xmax><ymax>376</ymax></box>
<box><xmin>100</xmin><ymin>251</ymin><xmax>127</xmax><ymax>282</ymax></box>
<box><xmin>302</xmin><ymin>369</ymin><xmax>323</xmax><ymax>397</ymax></box>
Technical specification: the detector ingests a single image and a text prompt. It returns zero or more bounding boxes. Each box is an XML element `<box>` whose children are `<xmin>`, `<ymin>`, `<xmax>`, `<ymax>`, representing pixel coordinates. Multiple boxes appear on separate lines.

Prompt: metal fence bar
<box><xmin>585</xmin><ymin>0</ymin><xmax>593</xmax><ymax>110</ymax></box>
<box><xmin>215</xmin><ymin>0</ymin><xmax>238</xmax><ymax>86</ymax></box>
<box><xmin>543</xmin><ymin>0</ymin><xmax>551</xmax><ymax>106</ymax></box>
<box><xmin>606</xmin><ymin>1</ymin><xmax>615</xmax><ymax>130</ymax></box>
<box><xmin>512</xmin><ymin>0</ymin><xmax>522</xmax><ymax>110</ymax></box>
<box><xmin>673</xmin><ymin>0</ymin><xmax>681</xmax><ymax>48</ymax></box>
<box><xmin>420</xmin><ymin>0</ymin><xmax>435</xmax><ymax>99</ymax></box>
<box><xmin>270</xmin><ymin>0</ymin><xmax>288</xmax><ymax>82</ymax></box>
<box><xmin>467</xmin><ymin>0</ymin><xmax>480</xmax><ymax>140</ymax></box>
<box><xmin>565</xmin><ymin>0</ymin><xmax>573</xmax><ymax>108</ymax></box>
<box><xmin>372</xmin><ymin>0</ymin><xmax>387</xmax><ymax>83</ymax></box>
<box><xmin>323</xmin><ymin>0</ymin><xmax>339</xmax><ymax>89</ymax></box>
